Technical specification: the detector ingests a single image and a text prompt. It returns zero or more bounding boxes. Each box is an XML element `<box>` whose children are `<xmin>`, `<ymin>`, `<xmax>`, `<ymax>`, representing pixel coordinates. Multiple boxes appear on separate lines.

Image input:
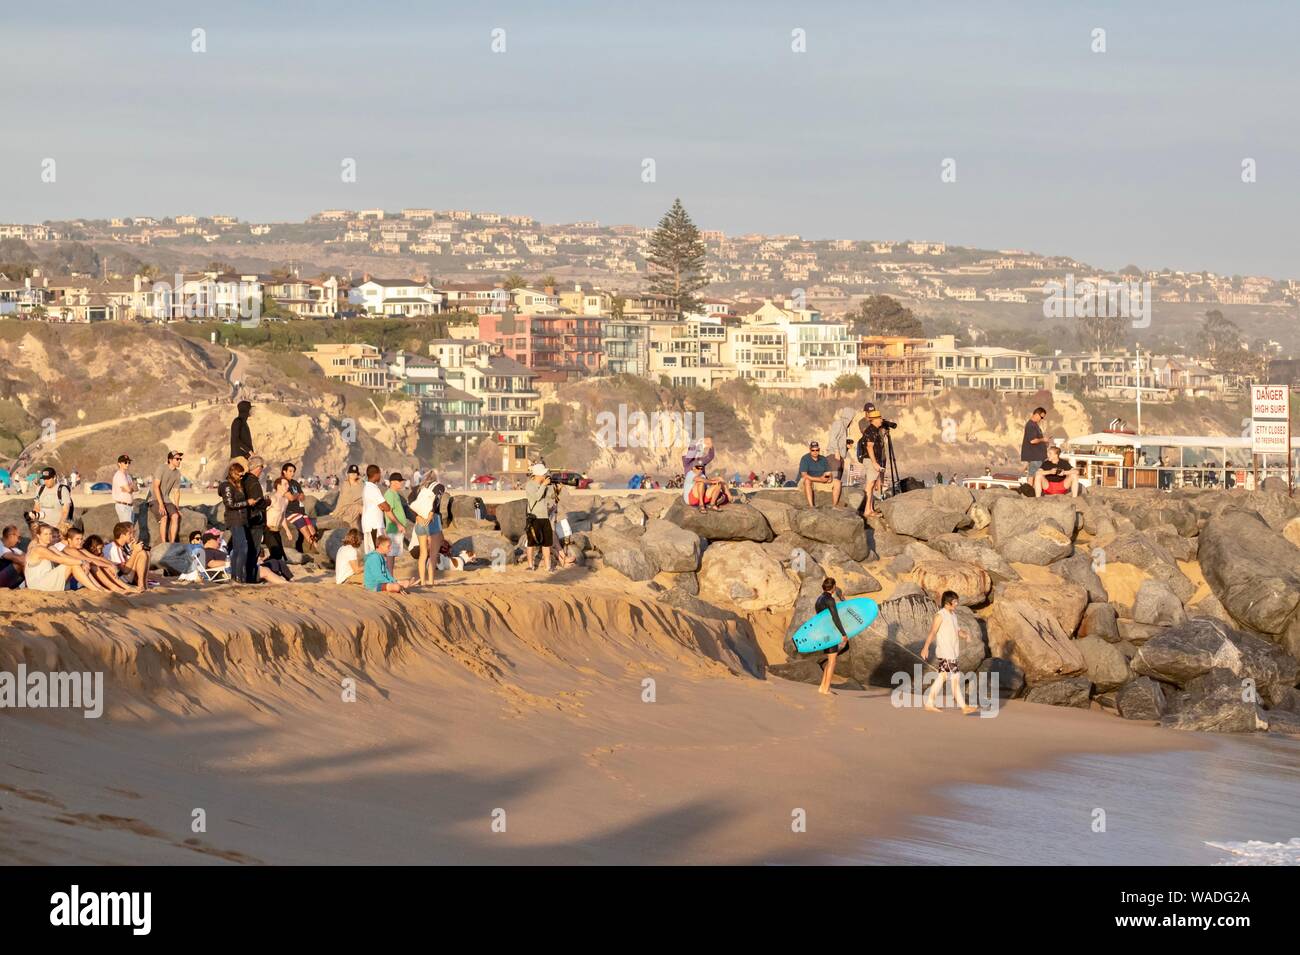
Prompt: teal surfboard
<box><xmin>791</xmin><ymin>597</ymin><xmax>879</xmax><ymax>654</ymax></box>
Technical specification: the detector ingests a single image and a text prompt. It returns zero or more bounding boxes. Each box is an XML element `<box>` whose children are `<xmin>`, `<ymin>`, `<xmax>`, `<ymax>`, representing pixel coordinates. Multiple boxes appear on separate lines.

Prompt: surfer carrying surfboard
<box><xmin>816</xmin><ymin>577</ymin><xmax>849</xmax><ymax>696</ymax></box>
<box><xmin>919</xmin><ymin>591</ymin><xmax>979</xmax><ymax>714</ymax></box>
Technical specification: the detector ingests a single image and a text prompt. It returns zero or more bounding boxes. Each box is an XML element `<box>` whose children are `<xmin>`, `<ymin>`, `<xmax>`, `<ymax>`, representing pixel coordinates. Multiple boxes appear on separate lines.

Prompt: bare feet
<box><xmin>923</xmin><ymin>704</ymin><xmax>942</xmax><ymax>713</ymax></box>
<box><xmin>960</xmin><ymin>705</ymin><xmax>979</xmax><ymax>715</ymax></box>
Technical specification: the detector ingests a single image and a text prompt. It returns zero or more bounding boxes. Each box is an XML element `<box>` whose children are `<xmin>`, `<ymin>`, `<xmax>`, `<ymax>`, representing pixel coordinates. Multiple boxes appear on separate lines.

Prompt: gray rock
<box><xmin>1116</xmin><ymin>676</ymin><xmax>1166</xmax><ymax>720</ymax></box>
<box><xmin>1199</xmin><ymin>507</ymin><xmax>1300</xmax><ymax>636</ymax></box>
<box><xmin>1132</xmin><ymin>578</ymin><xmax>1188</xmax><ymax>627</ymax></box>
<box><xmin>1263</xmin><ymin>709</ymin><xmax>1300</xmax><ymax>738</ymax></box>
<box><xmin>880</xmin><ymin>493</ymin><xmax>967</xmax><ymax>541</ymax></box>
<box><xmin>979</xmin><ymin>657</ymin><xmax>1025</xmax><ymax>698</ymax></box>
<box><xmin>638</xmin><ymin>518</ymin><xmax>703</xmax><ymax>573</ymax></box>
<box><xmin>792</xmin><ymin>506</ymin><xmax>869</xmax><ymax>561</ymax></box>
<box><xmin>813</xmin><ymin>544</ymin><xmax>881</xmax><ymax>596</ymax></box>
<box><xmin>1024</xmin><ymin>677</ymin><xmax>1092</xmax><ymax>708</ymax></box>
<box><xmin>748</xmin><ymin>497</ymin><xmax>796</xmax><ymax>536</ymax></box>
<box><xmin>987</xmin><ymin>591</ymin><xmax>1087</xmax><ymax>685</ymax></box>
<box><xmin>1076</xmin><ymin>635</ymin><xmax>1132</xmax><ymax>692</ymax></box>
<box><xmin>1117</xmin><ymin>619</ymin><xmax>1166</xmax><ymax>644</ymax></box>
<box><xmin>494</xmin><ymin>497</ymin><xmax>528</xmax><ymax>543</ymax></box>
<box><xmin>928</xmin><ymin>533</ymin><xmax>1021</xmax><ymax>584</ymax></box>
<box><xmin>990</xmin><ymin>496</ymin><xmax>1080</xmax><ymax>546</ymax></box>
<box><xmin>1050</xmin><ymin>551</ymin><xmax>1109</xmax><ymax>603</ymax></box>
<box><xmin>864</xmin><ymin>517</ymin><xmax>908</xmax><ymax>560</ymax></box>
<box><xmin>661</xmin><ymin>499</ymin><xmax>774</xmax><ymax>542</ymax></box>
<box><xmin>150</xmin><ymin>542</ymin><xmax>195</xmax><ymax>575</ymax></box>
<box><xmin>589</xmin><ymin>527</ymin><xmax>656</xmax><ymax>580</ymax></box>
<box><xmin>1161</xmin><ymin>688</ymin><xmax>1264</xmax><ymax>733</ymax></box>
<box><xmin>1132</xmin><ymin>618</ymin><xmax>1244</xmax><ymax>687</ymax></box>
<box><xmin>1079</xmin><ymin>602</ymin><xmax>1121</xmax><ymax>642</ymax></box>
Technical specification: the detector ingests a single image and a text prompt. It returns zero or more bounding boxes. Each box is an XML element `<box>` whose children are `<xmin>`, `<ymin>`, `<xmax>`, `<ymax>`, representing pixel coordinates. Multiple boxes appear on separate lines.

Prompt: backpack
<box><xmin>58</xmin><ymin>483</ymin><xmax>76</xmax><ymax>522</ymax></box>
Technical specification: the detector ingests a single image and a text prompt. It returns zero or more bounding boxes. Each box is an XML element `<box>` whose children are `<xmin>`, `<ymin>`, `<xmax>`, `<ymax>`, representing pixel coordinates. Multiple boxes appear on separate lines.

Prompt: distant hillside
<box><xmin>0</xmin><ymin>321</ymin><xmax>419</xmax><ymax>480</ymax></box>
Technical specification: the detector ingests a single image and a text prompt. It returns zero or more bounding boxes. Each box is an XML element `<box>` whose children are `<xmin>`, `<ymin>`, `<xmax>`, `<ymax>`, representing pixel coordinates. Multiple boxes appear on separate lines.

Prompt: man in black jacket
<box><xmin>230</xmin><ymin>400</ymin><xmax>254</xmax><ymax>461</ymax></box>
<box><xmin>240</xmin><ymin>455</ymin><xmax>269</xmax><ymax>581</ymax></box>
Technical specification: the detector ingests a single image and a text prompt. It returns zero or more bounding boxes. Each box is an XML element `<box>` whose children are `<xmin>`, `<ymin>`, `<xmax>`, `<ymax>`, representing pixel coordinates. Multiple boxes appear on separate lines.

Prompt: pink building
<box><xmin>477</xmin><ymin>313</ymin><xmax>604</xmax><ymax>377</ymax></box>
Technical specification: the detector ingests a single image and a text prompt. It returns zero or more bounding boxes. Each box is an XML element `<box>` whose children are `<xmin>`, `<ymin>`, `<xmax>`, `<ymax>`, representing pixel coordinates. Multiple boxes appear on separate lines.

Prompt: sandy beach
<box><xmin>0</xmin><ymin>565</ymin><xmax>1193</xmax><ymax>865</ymax></box>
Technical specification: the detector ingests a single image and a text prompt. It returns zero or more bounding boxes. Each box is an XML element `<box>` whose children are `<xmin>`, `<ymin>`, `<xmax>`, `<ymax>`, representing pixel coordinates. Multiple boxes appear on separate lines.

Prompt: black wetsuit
<box><xmin>815</xmin><ymin>591</ymin><xmax>848</xmax><ymax>650</ymax></box>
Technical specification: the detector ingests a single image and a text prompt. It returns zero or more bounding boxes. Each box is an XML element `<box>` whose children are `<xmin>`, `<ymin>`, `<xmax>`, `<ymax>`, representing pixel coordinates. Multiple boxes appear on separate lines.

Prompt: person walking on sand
<box><xmin>816</xmin><ymin>577</ymin><xmax>850</xmax><ymax>696</ymax></box>
<box><xmin>919</xmin><ymin>590</ymin><xmax>978</xmax><ymax>714</ymax></box>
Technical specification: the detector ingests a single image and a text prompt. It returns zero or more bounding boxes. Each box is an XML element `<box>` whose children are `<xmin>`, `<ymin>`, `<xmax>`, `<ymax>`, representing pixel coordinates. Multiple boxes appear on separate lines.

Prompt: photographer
<box><xmin>524</xmin><ymin>463</ymin><xmax>554</xmax><ymax>572</ymax></box>
<box><xmin>858</xmin><ymin>408</ymin><xmax>891</xmax><ymax>517</ymax></box>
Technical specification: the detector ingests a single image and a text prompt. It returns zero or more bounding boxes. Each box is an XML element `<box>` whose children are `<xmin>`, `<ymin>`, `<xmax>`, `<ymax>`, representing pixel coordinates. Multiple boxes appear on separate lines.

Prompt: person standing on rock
<box><xmin>1020</xmin><ymin>407</ymin><xmax>1051</xmax><ymax>482</ymax></box>
<box><xmin>920</xmin><ymin>591</ymin><xmax>978</xmax><ymax>714</ymax></box>
<box><xmin>230</xmin><ymin>400</ymin><xmax>254</xmax><ymax>462</ymax></box>
<box><xmin>816</xmin><ymin>577</ymin><xmax>850</xmax><ymax>696</ymax></box>
<box><xmin>859</xmin><ymin>408</ymin><xmax>887</xmax><ymax>517</ymax></box>
<box><xmin>150</xmin><ymin>450</ymin><xmax>185</xmax><ymax>544</ymax></box>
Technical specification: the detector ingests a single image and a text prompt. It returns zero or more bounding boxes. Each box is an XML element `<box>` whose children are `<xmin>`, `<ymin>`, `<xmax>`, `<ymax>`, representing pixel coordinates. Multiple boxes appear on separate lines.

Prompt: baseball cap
<box><xmin>530</xmin><ymin>463</ymin><xmax>548</xmax><ymax>476</ymax></box>
<box><xmin>868</xmin><ymin>408</ymin><xmax>883</xmax><ymax>419</ymax></box>
<box><xmin>40</xmin><ymin>466</ymin><xmax>57</xmax><ymax>479</ymax></box>
<box><xmin>864</xmin><ymin>402</ymin><xmax>876</xmax><ymax>413</ymax></box>
<box><xmin>388</xmin><ymin>472</ymin><xmax>404</xmax><ymax>482</ymax></box>
<box><xmin>117</xmin><ymin>454</ymin><xmax>131</xmax><ymax>464</ymax></box>
<box><xmin>809</xmin><ymin>441</ymin><xmax>820</xmax><ymax>450</ymax></box>
<box><xmin>346</xmin><ymin>464</ymin><xmax>360</xmax><ymax>475</ymax></box>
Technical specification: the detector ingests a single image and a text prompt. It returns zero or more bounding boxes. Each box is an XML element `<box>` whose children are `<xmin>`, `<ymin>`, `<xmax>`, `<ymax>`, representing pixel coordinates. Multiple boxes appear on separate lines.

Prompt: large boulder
<box><xmin>748</xmin><ymin>497</ymin><xmax>796</xmax><ymax>537</ymax></box>
<box><xmin>904</xmin><ymin>559</ymin><xmax>991</xmax><ymax>607</ymax></box>
<box><xmin>812</xmin><ymin>545</ymin><xmax>881</xmax><ymax>596</ymax></box>
<box><xmin>142</xmin><ymin>506</ymin><xmax>209</xmax><ymax>548</ymax></box>
<box><xmin>1161</xmin><ymin>686</ymin><xmax>1265</xmax><ymax>734</ymax></box>
<box><xmin>1131</xmin><ymin>618</ymin><xmax>1244</xmax><ymax>687</ymax></box>
<box><xmin>927</xmin><ymin>534</ymin><xmax>1020</xmax><ymax>584</ymax></box>
<box><xmin>589</xmin><ymin>527</ymin><xmax>656</xmax><ymax>581</ymax></box>
<box><xmin>1199</xmin><ymin>508</ymin><xmax>1300</xmax><ymax>638</ymax></box>
<box><xmin>1132</xmin><ymin>578</ymin><xmax>1188</xmax><ymax>627</ymax></box>
<box><xmin>1024</xmin><ymin>677</ymin><xmax>1092</xmax><ymax>708</ymax></box>
<box><xmin>638</xmin><ymin>518</ymin><xmax>703</xmax><ymax>573</ymax></box>
<box><xmin>494</xmin><ymin>498</ymin><xmax>528</xmax><ymax>543</ymax></box>
<box><xmin>990</xmin><ymin>496</ymin><xmax>1079</xmax><ymax>546</ymax></box>
<box><xmin>1078</xmin><ymin>602</ymin><xmax>1121</xmax><ymax>642</ymax></box>
<box><xmin>150</xmin><ymin>542</ymin><xmax>195</xmax><ymax>575</ymax></box>
<box><xmin>1075</xmin><ymin>635</ymin><xmax>1131</xmax><ymax>692</ymax></box>
<box><xmin>662</xmin><ymin>499</ymin><xmax>774</xmax><ymax>542</ymax></box>
<box><xmin>864</xmin><ymin>517</ymin><xmax>908</xmax><ymax>560</ymax></box>
<box><xmin>987</xmin><ymin>593</ymin><xmax>1087</xmax><ymax>685</ymax></box>
<box><xmin>792</xmin><ymin>507</ymin><xmax>870</xmax><ymax>560</ymax></box>
<box><xmin>78</xmin><ymin>501</ymin><xmax>131</xmax><ymax>542</ymax></box>
<box><xmin>880</xmin><ymin>493</ymin><xmax>966</xmax><ymax>541</ymax></box>
<box><xmin>1115</xmin><ymin>676</ymin><xmax>1166</xmax><ymax>720</ymax></box>
<box><xmin>699</xmin><ymin>540</ymin><xmax>798</xmax><ymax>613</ymax></box>
<box><xmin>994</xmin><ymin>579</ymin><xmax>1088</xmax><ymax>636</ymax></box>
<box><xmin>1049</xmin><ymin>551</ymin><xmax>1109</xmax><ymax>604</ymax></box>
<box><xmin>450</xmin><ymin>531</ymin><xmax>514</xmax><ymax>564</ymax></box>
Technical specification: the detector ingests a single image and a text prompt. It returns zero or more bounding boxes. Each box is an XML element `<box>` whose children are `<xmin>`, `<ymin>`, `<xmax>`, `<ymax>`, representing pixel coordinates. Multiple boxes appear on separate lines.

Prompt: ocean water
<box><xmin>858</xmin><ymin>735</ymin><xmax>1300</xmax><ymax>865</ymax></box>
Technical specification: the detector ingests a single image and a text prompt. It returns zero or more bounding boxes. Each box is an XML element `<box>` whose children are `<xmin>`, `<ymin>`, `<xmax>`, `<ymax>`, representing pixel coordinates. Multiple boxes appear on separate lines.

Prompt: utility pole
<box><xmin>1135</xmin><ymin>343</ymin><xmax>1143</xmax><ymax>436</ymax></box>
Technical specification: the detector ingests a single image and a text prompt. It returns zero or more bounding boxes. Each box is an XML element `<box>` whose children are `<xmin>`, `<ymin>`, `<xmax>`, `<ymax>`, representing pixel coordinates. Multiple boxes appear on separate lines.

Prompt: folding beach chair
<box><xmin>180</xmin><ymin>547</ymin><xmax>229</xmax><ymax>583</ymax></box>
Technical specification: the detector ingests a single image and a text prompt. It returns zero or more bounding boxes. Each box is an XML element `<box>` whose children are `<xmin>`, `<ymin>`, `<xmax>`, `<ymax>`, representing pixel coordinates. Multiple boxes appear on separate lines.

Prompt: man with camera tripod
<box><xmin>858</xmin><ymin>405</ymin><xmax>889</xmax><ymax>518</ymax></box>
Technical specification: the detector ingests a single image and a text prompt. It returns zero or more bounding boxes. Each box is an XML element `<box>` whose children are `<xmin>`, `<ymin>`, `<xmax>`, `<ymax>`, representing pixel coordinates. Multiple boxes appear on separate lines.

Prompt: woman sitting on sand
<box><xmin>24</xmin><ymin>523</ymin><xmax>107</xmax><ymax>592</ymax></box>
<box><xmin>60</xmin><ymin>528</ymin><xmax>137</xmax><ymax>594</ymax></box>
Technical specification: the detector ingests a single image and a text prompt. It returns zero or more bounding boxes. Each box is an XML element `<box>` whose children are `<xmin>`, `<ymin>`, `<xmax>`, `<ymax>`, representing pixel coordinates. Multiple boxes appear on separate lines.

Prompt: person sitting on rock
<box><xmin>686</xmin><ymin>462</ymin><xmax>729</xmax><ymax>512</ymax></box>
<box><xmin>798</xmin><ymin>440</ymin><xmax>842</xmax><ymax>508</ymax></box>
<box><xmin>1033</xmin><ymin>445</ymin><xmax>1079</xmax><ymax>498</ymax></box>
<box><xmin>919</xmin><ymin>590</ymin><xmax>978</xmax><ymax>714</ymax></box>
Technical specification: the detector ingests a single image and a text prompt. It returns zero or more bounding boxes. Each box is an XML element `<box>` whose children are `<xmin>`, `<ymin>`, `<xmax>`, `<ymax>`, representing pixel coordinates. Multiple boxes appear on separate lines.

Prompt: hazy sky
<box><xmin>3</xmin><ymin>0</ymin><xmax>1297</xmax><ymax>277</ymax></box>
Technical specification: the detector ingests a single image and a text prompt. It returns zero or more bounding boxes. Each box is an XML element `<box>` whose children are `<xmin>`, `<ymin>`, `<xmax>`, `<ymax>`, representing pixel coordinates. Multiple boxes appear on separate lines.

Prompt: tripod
<box><xmin>882</xmin><ymin>428</ymin><xmax>902</xmax><ymax>498</ymax></box>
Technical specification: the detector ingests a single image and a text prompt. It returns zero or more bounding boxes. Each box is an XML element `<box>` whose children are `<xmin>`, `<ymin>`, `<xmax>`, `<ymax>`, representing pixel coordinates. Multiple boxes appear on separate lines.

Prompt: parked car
<box><xmin>90</xmin><ymin>481</ymin><xmax>112</xmax><ymax>493</ymax></box>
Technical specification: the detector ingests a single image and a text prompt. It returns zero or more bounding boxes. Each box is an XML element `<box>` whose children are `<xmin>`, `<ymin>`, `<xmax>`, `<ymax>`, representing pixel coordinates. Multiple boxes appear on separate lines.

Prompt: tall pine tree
<box><xmin>646</xmin><ymin>198</ymin><xmax>708</xmax><ymax>317</ymax></box>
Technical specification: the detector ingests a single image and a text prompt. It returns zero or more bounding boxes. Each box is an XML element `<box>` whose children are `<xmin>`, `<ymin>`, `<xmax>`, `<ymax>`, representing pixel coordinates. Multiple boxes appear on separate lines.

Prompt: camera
<box><xmin>880</xmin><ymin>420</ymin><xmax>898</xmax><ymax>430</ymax></box>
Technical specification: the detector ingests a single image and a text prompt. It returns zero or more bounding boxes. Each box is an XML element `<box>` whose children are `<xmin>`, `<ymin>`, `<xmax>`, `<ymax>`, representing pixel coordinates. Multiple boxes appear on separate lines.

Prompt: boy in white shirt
<box><xmin>919</xmin><ymin>590</ymin><xmax>978</xmax><ymax>714</ymax></box>
<box><xmin>360</xmin><ymin>463</ymin><xmax>394</xmax><ymax>553</ymax></box>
